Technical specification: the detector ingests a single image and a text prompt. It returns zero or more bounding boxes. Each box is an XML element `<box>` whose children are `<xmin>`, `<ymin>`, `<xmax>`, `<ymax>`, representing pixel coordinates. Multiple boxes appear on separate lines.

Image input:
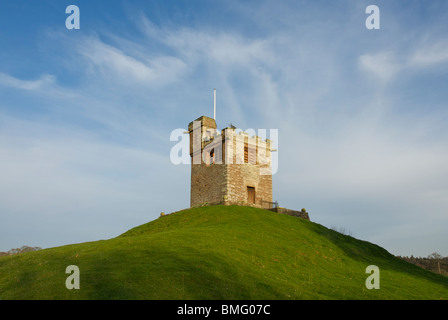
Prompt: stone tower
<box><xmin>188</xmin><ymin>116</ymin><xmax>273</xmax><ymax>208</ymax></box>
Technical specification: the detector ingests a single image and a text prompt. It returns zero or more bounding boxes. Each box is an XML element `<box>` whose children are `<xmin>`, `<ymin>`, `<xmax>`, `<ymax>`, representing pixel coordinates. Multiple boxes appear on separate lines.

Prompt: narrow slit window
<box><xmin>209</xmin><ymin>150</ymin><xmax>215</xmax><ymax>165</ymax></box>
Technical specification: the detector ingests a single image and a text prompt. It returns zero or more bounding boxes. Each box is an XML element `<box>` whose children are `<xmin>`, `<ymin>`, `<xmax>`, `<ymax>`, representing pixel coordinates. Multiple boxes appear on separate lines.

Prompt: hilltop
<box><xmin>0</xmin><ymin>205</ymin><xmax>446</xmax><ymax>299</ymax></box>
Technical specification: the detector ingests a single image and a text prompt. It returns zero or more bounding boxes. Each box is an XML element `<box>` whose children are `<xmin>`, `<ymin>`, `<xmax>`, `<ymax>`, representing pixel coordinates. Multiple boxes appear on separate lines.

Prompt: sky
<box><xmin>0</xmin><ymin>0</ymin><xmax>447</xmax><ymax>257</ymax></box>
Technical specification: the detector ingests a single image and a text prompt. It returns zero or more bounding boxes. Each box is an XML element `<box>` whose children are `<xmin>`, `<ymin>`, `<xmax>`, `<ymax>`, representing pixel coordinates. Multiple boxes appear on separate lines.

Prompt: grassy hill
<box><xmin>0</xmin><ymin>205</ymin><xmax>446</xmax><ymax>300</ymax></box>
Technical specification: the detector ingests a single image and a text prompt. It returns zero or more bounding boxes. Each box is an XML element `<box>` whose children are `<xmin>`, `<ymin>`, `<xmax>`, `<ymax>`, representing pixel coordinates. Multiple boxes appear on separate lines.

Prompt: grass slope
<box><xmin>0</xmin><ymin>205</ymin><xmax>446</xmax><ymax>300</ymax></box>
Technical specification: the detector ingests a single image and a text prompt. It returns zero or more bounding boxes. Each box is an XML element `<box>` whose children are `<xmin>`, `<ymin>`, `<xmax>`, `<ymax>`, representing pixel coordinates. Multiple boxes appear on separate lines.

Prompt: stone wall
<box><xmin>224</xmin><ymin>163</ymin><xmax>272</xmax><ymax>207</ymax></box>
<box><xmin>190</xmin><ymin>163</ymin><xmax>227</xmax><ymax>207</ymax></box>
<box><xmin>191</xmin><ymin>162</ymin><xmax>272</xmax><ymax>208</ymax></box>
<box><xmin>269</xmin><ymin>207</ymin><xmax>310</xmax><ymax>220</ymax></box>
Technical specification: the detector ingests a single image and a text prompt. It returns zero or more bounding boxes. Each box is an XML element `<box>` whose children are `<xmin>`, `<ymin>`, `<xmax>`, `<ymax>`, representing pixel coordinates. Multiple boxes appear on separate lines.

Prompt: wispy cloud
<box><xmin>77</xmin><ymin>36</ymin><xmax>188</xmax><ymax>87</ymax></box>
<box><xmin>359</xmin><ymin>40</ymin><xmax>448</xmax><ymax>83</ymax></box>
<box><xmin>0</xmin><ymin>73</ymin><xmax>56</xmax><ymax>91</ymax></box>
<box><xmin>138</xmin><ymin>15</ymin><xmax>275</xmax><ymax>66</ymax></box>
<box><xmin>409</xmin><ymin>40</ymin><xmax>448</xmax><ymax>67</ymax></box>
<box><xmin>358</xmin><ymin>51</ymin><xmax>403</xmax><ymax>83</ymax></box>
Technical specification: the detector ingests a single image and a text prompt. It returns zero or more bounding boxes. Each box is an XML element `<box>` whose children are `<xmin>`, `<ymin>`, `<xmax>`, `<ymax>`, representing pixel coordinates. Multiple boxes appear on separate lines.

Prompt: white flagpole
<box><xmin>214</xmin><ymin>88</ymin><xmax>216</xmax><ymax>121</ymax></box>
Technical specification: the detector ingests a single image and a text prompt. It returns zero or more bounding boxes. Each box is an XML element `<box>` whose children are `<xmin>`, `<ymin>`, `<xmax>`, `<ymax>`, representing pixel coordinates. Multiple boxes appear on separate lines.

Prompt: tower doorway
<box><xmin>247</xmin><ymin>186</ymin><xmax>255</xmax><ymax>204</ymax></box>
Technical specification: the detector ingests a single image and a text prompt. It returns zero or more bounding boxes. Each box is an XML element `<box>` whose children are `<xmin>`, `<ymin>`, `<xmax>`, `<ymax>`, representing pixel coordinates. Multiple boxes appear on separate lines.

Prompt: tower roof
<box><xmin>188</xmin><ymin>115</ymin><xmax>217</xmax><ymax>131</ymax></box>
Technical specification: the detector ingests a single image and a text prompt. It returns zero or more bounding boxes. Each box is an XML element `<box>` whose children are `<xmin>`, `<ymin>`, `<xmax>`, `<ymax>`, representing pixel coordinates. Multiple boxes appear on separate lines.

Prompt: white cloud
<box><xmin>0</xmin><ymin>73</ymin><xmax>55</xmax><ymax>91</ymax></box>
<box><xmin>78</xmin><ymin>36</ymin><xmax>188</xmax><ymax>87</ymax></box>
<box><xmin>138</xmin><ymin>15</ymin><xmax>275</xmax><ymax>68</ymax></box>
<box><xmin>359</xmin><ymin>40</ymin><xmax>448</xmax><ymax>83</ymax></box>
<box><xmin>409</xmin><ymin>40</ymin><xmax>448</xmax><ymax>67</ymax></box>
<box><xmin>358</xmin><ymin>51</ymin><xmax>403</xmax><ymax>82</ymax></box>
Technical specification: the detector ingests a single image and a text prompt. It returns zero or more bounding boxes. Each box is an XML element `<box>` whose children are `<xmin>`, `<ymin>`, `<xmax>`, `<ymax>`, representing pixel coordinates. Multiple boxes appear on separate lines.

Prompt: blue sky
<box><xmin>0</xmin><ymin>1</ymin><xmax>447</xmax><ymax>257</ymax></box>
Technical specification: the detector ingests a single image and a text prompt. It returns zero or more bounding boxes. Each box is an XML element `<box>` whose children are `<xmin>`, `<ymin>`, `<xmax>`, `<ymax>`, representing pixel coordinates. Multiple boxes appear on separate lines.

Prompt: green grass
<box><xmin>0</xmin><ymin>205</ymin><xmax>447</xmax><ymax>299</ymax></box>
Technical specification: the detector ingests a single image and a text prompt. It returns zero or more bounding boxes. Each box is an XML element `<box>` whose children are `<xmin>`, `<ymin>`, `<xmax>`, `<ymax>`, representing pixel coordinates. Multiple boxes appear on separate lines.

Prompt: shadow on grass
<box><xmin>83</xmin><ymin>245</ymin><xmax>287</xmax><ymax>300</ymax></box>
<box><xmin>306</xmin><ymin>220</ymin><xmax>448</xmax><ymax>293</ymax></box>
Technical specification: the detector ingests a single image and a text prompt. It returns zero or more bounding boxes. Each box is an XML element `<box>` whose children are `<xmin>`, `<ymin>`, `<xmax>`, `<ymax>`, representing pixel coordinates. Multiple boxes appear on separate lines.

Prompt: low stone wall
<box><xmin>268</xmin><ymin>207</ymin><xmax>310</xmax><ymax>221</ymax></box>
